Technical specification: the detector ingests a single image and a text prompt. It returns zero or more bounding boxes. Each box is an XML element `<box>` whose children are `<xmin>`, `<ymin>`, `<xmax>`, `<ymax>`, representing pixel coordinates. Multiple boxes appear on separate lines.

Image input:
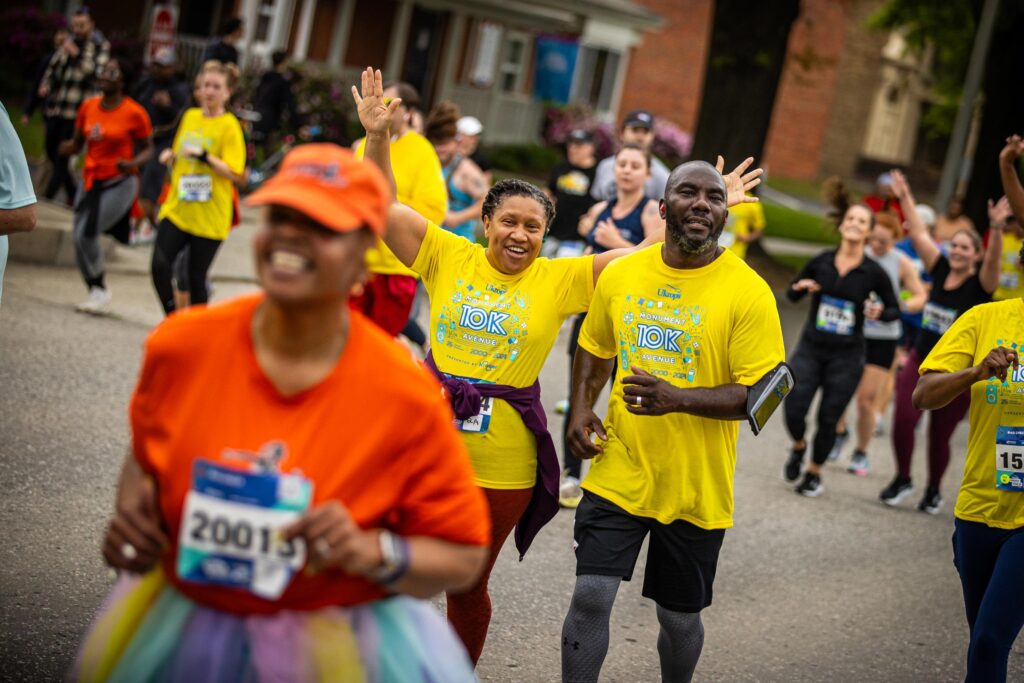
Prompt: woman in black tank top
<box><xmin>880</xmin><ymin>170</ymin><xmax>1002</xmax><ymax>512</ymax></box>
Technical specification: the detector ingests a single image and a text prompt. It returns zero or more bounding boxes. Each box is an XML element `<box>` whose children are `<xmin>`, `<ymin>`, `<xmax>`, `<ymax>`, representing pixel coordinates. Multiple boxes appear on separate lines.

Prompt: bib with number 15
<box><xmin>177</xmin><ymin>459</ymin><xmax>313</xmax><ymax>599</ymax></box>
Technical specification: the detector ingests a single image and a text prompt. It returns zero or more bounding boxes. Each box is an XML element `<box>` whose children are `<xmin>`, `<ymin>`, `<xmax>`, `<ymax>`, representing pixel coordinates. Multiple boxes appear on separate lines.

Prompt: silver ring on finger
<box><xmin>120</xmin><ymin>543</ymin><xmax>138</xmax><ymax>561</ymax></box>
<box><xmin>315</xmin><ymin>538</ymin><xmax>331</xmax><ymax>557</ymax></box>
<box><xmin>636</xmin><ymin>395</ymin><xmax>642</xmax><ymax>407</ymax></box>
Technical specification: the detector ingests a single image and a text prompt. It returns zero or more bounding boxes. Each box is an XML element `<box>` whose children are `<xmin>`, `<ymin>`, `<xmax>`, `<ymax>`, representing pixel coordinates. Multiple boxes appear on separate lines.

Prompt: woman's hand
<box><xmin>890</xmin><ymin>169</ymin><xmax>911</xmax><ymax>201</ymax></box>
<box><xmin>973</xmin><ymin>346</ymin><xmax>1019</xmax><ymax>383</ymax></box>
<box><xmin>102</xmin><ymin>475</ymin><xmax>168</xmax><ymax>574</ymax></box>
<box><xmin>159</xmin><ymin>148</ymin><xmax>174</xmax><ymax>165</ymax></box>
<box><xmin>792</xmin><ymin>278</ymin><xmax>821</xmax><ymax>293</ymax></box>
<box><xmin>999</xmin><ymin>135</ymin><xmax>1023</xmax><ymax>167</ymax></box>
<box><xmin>592</xmin><ymin>218</ymin><xmax>627</xmax><ymax>249</ymax></box>
<box><xmin>864</xmin><ymin>298</ymin><xmax>883</xmax><ymax>320</ymax></box>
<box><xmin>715</xmin><ymin>156</ymin><xmax>763</xmax><ymax>208</ymax></box>
<box><xmin>988</xmin><ymin>196</ymin><xmax>1013</xmax><ymax>229</ymax></box>
<box><xmin>57</xmin><ymin>139</ymin><xmax>76</xmax><ymax>156</ymax></box>
<box><xmin>284</xmin><ymin>501</ymin><xmax>382</xmax><ymax>576</ymax></box>
<box><xmin>351</xmin><ymin>67</ymin><xmax>401</xmax><ymax>137</ymax></box>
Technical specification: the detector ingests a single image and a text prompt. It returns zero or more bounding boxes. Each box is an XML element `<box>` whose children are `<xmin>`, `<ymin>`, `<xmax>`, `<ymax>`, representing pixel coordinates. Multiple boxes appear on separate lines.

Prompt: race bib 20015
<box><xmin>177</xmin><ymin>459</ymin><xmax>313</xmax><ymax>599</ymax></box>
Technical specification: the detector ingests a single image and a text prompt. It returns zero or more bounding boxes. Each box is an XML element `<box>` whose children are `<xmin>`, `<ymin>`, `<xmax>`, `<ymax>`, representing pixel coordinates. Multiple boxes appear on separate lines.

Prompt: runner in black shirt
<box><xmin>880</xmin><ymin>170</ymin><xmax>1001</xmax><ymax>512</ymax></box>
<box><xmin>784</xmin><ymin>203</ymin><xmax>901</xmax><ymax>496</ymax></box>
<box><xmin>544</xmin><ymin>129</ymin><xmax>597</xmax><ymax>258</ymax></box>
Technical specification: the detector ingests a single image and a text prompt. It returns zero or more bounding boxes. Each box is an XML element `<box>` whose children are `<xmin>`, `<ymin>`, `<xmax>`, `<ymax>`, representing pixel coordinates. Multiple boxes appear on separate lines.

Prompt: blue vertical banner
<box><xmin>533</xmin><ymin>35</ymin><xmax>579</xmax><ymax>104</ymax></box>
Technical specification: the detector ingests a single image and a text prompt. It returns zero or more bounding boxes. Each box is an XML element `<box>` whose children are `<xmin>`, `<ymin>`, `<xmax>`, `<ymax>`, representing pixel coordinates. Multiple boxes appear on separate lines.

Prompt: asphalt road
<box><xmin>1</xmin><ymin>235</ymin><xmax>1021</xmax><ymax>682</ymax></box>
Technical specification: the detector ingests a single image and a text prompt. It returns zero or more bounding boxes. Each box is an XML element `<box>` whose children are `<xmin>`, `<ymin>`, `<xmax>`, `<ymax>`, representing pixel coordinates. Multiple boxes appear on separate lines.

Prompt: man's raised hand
<box><xmin>716</xmin><ymin>156</ymin><xmax>763</xmax><ymax>208</ymax></box>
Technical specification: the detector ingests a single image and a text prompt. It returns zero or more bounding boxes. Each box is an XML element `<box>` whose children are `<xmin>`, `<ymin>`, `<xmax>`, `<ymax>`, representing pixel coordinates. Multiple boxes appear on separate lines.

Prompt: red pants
<box><xmin>349</xmin><ymin>273</ymin><xmax>417</xmax><ymax>337</ymax></box>
<box><xmin>447</xmin><ymin>486</ymin><xmax>533</xmax><ymax>665</ymax></box>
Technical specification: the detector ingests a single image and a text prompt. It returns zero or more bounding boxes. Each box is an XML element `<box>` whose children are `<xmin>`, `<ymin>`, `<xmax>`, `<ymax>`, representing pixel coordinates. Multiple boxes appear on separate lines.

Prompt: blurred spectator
<box><xmin>251</xmin><ymin>50</ymin><xmax>300</xmax><ymax>158</ymax></box>
<box><xmin>38</xmin><ymin>7</ymin><xmax>110</xmax><ymax>203</ymax></box>
<box><xmin>203</xmin><ymin>18</ymin><xmax>243</xmax><ymax>65</ymax></box>
<box><xmin>133</xmin><ymin>47</ymin><xmax>190</xmax><ymax>237</ymax></box>
<box><xmin>457</xmin><ymin>116</ymin><xmax>491</xmax><ymax>184</ymax></box>
<box><xmin>425</xmin><ymin>102</ymin><xmax>487</xmax><ymax>242</ymax></box>
<box><xmin>0</xmin><ymin>102</ymin><xmax>38</xmax><ymax>308</ymax></box>
<box><xmin>590</xmin><ymin>109</ymin><xmax>668</xmax><ymax>202</ymax></box>
<box><xmin>720</xmin><ymin>193</ymin><xmax>765</xmax><ymax>260</ymax></box>
<box><xmin>544</xmin><ymin>129</ymin><xmax>597</xmax><ymax>258</ymax></box>
<box><xmin>22</xmin><ymin>28</ymin><xmax>69</xmax><ymax>126</ymax></box>
<box><xmin>934</xmin><ymin>196</ymin><xmax>976</xmax><ymax>242</ymax></box>
<box><xmin>863</xmin><ymin>172</ymin><xmax>905</xmax><ymax>222</ymax></box>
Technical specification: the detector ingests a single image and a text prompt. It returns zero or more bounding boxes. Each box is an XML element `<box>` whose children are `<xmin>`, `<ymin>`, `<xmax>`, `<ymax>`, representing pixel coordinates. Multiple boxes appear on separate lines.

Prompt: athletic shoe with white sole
<box><xmin>795</xmin><ymin>472</ymin><xmax>824</xmax><ymax>497</ymax></box>
<box><xmin>918</xmin><ymin>488</ymin><xmax>944</xmax><ymax>515</ymax></box>
<box><xmin>827</xmin><ymin>430</ymin><xmax>849</xmax><ymax>462</ymax></box>
<box><xmin>784</xmin><ymin>449</ymin><xmax>805</xmax><ymax>482</ymax></box>
<box><xmin>559</xmin><ymin>476</ymin><xmax>583</xmax><ymax>509</ymax></box>
<box><xmin>75</xmin><ymin>287</ymin><xmax>112</xmax><ymax>315</ymax></box>
<box><xmin>879</xmin><ymin>476</ymin><xmax>914</xmax><ymax>506</ymax></box>
<box><xmin>847</xmin><ymin>451</ymin><xmax>870</xmax><ymax>476</ymax></box>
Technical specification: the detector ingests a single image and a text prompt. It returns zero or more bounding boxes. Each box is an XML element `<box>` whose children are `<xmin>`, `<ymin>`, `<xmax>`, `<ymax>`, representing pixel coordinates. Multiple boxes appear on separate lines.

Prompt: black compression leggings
<box><xmin>783</xmin><ymin>336</ymin><xmax>865</xmax><ymax>466</ymax></box>
<box><xmin>151</xmin><ymin>218</ymin><xmax>223</xmax><ymax>314</ymax></box>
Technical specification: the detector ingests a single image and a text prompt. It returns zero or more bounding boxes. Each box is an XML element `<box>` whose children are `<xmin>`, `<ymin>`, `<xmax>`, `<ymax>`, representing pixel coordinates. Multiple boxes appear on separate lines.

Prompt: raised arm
<box><xmin>352</xmin><ymin>66</ymin><xmax>429</xmax><ymax>267</ymax></box>
<box><xmin>999</xmin><ymin>135</ymin><xmax>1024</xmax><ymax>224</ymax></box>
<box><xmin>980</xmin><ymin>196</ymin><xmax>1012</xmax><ymax>294</ymax></box>
<box><xmin>898</xmin><ymin>254</ymin><xmax>927</xmax><ymax>314</ymax></box>
<box><xmin>890</xmin><ymin>169</ymin><xmax>941</xmax><ymax>271</ymax></box>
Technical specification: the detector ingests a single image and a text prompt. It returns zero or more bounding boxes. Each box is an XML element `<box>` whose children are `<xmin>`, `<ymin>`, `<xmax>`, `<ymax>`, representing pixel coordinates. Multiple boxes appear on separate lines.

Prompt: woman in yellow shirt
<box><xmin>150</xmin><ymin>60</ymin><xmax>246</xmax><ymax>314</ymax></box>
<box><xmin>351</xmin><ymin>67</ymin><xmax>762</xmax><ymax>665</ymax></box>
<box><xmin>914</xmin><ymin>137</ymin><xmax>1024</xmax><ymax>682</ymax></box>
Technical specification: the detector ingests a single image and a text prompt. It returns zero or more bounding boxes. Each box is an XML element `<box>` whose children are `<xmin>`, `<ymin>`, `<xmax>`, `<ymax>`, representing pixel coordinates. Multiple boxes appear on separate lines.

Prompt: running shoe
<box><xmin>827</xmin><ymin>430</ymin><xmax>849</xmax><ymax>462</ymax></box>
<box><xmin>784</xmin><ymin>449</ymin><xmax>805</xmax><ymax>482</ymax></box>
<box><xmin>847</xmin><ymin>451</ymin><xmax>870</xmax><ymax>476</ymax></box>
<box><xmin>554</xmin><ymin>400</ymin><xmax>570</xmax><ymax>415</ymax></box>
<box><xmin>879</xmin><ymin>476</ymin><xmax>914</xmax><ymax>506</ymax></box>
<box><xmin>559</xmin><ymin>476</ymin><xmax>583</xmax><ymax>509</ymax></box>
<box><xmin>795</xmin><ymin>473</ymin><xmax>824</xmax><ymax>497</ymax></box>
<box><xmin>75</xmin><ymin>287</ymin><xmax>112</xmax><ymax>315</ymax></box>
<box><xmin>917</xmin><ymin>488</ymin><xmax>944</xmax><ymax>515</ymax></box>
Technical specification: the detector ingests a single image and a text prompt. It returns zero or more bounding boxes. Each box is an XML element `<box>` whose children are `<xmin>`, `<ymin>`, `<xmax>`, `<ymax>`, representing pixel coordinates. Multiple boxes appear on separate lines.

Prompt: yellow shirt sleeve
<box><xmin>577</xmin><ymin>268</ymin><xmax>617</xmax><ymax>359</ymax></box>
<box><xmin>919</xmin><ymin>306</ymin><xmax>980</xmax><ymax>375</ymax></box>
<box><xmin>411</xmin><ymin>221</ymin><xmax>475</xmax><ymax>293</ymax></box>
<box><xmin>729</xmin><ymin>288</ymin><xmax>786</xmax><ymax>385</ymax></box>
<box><xmin>218</xmin><ymin>115</ymin><xmax>246</xmax><ymax>175</ymax></box>
<box><xmin>549</xmin><ymin>255</ymin><xmax>596</xmax><ymax>318</ymax></box>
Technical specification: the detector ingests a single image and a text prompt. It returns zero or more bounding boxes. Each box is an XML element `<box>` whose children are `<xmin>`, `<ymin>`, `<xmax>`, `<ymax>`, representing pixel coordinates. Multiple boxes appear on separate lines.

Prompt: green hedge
<box><xmin>762</xmin><ymin>201</ymin><xmax>838</xmax><ymax>245</ymax></box>
<box><xmin>484</xmin><ymin>144</ymin><xmax>560</xmax><ymax>177</ymax></box>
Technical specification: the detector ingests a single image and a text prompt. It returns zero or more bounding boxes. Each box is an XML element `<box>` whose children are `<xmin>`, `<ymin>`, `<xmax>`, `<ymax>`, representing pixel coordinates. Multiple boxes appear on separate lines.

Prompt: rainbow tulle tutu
<box><xmin>70</xmin><ymin>569</ymin><xmax>476</xmax><ymax>682</ymax></box>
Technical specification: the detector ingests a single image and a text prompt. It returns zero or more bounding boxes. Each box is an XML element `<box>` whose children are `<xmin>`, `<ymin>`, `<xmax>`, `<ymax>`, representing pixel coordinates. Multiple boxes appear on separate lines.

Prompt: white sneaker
<box><xmin>75</xmin><ymin>287</ymin><xmax>112</xmax><ymax>315</ymax></box>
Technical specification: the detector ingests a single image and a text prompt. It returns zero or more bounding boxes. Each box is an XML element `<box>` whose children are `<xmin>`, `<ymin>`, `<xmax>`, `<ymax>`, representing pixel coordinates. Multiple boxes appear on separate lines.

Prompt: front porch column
<box><xmin>384</xmin><ymin>0</ymin><xmax>414</xmax><ymax>81</ymax></box>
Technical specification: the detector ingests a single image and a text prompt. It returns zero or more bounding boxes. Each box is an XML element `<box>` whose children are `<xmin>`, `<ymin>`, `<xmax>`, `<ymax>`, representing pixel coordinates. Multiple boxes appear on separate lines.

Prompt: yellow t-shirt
<box><xmin>158</xmin><ymin>108</ymin><xmax>246</xmax><ymax>240</ymax></box>
<box><xmin>355</xmin><ymin>132</ymin><xmax>447</xmax><ymax>277</ymax></box>
<box><xmin>578</xmin><ymin>245</ymin><xmax>785</xmax><ymax>528</ymax></box>
<box><xmin>722</xmin><ymin>200</ymin><xmax>765</xmax><ymax>260</ymax></box>
<box><xmin>413</xmin><ymin>222</ymin><xmax>595</xmax><ymax>488</ymax></box>
<box><xmin>920</xmin><ymin>298</ymin><xmax>1024</xmax><ymax>529</ymax></box>
<box><xmin>993</xmin><ymin>233</ymin><xmax>1023</xmax><ymax>301</ymax></box>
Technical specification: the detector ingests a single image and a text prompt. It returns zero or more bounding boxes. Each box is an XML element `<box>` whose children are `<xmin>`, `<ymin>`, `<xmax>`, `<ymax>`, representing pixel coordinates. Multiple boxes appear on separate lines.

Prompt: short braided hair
<box><xmin>481</xmin><ymin>179</ymin><xmax>556</xmax><ymax>232</ymax></box>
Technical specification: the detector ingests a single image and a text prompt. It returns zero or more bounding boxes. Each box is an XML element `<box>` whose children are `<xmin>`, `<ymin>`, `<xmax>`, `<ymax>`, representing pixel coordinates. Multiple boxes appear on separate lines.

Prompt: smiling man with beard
<box><xmin>562</xmin><ymin>160</ymin><xmax>786</xmax><ymax>683</ymax></box>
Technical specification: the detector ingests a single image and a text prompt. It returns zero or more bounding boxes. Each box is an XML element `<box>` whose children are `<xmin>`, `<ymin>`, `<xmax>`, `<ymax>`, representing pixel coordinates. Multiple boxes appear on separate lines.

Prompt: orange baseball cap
<box><xmin>245</xmin><ymin>143</ymin><xmax>389</xmax><ymax>236</ymax></box>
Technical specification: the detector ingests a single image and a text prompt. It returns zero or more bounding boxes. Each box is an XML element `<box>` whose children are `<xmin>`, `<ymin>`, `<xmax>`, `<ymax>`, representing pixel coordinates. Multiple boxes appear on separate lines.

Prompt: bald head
<box><xmin>666</xmin><ymin>161</ymin><xmax>725</xmax><ymax>199</ymax></box>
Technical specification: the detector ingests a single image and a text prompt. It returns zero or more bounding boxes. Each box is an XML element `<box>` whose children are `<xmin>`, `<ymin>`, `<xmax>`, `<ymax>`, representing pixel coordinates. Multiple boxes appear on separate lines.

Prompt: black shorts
<box><xmin>864</xmin><ymin>338</ymin><xmax>898</xmax><ymax>369</ymax></box>
<box><xmin>573</xmin><ymin>491</ymin><xmax>725</xmax><ymax>612</ymax></box>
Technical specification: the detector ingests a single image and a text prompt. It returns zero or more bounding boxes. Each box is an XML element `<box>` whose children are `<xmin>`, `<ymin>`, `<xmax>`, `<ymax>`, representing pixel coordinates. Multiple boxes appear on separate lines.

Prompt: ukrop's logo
<box><xmin>460</xmin><ymin>305</ymin><xmax>511</xmax><ymax>335</ymax></box>
<box><xmin>637</xmin><ymin>323</ymin><xmax>683</xmax><ymax>353</ymax></box>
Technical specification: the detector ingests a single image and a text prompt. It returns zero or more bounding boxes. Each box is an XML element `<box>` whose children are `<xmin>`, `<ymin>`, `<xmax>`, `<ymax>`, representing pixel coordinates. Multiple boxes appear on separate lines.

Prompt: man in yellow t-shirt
<box><xmin>992</xmin><ymin>215</ymin><xmax>1023</xmax><ymax>301</ymax></box>
<box><xmin>351</xmin><ymin>81</ymin><xmax>447</xmax><ymax>337</ymax></box>
<box><xmin>561</xmin><ymin>161</ymin><xmax>785</xmax><ymax>683</ymax></box>
<box><xmin>720</xmin><ymin>196</ymin><xmax>765</xmax><ymax>260</ymax></box>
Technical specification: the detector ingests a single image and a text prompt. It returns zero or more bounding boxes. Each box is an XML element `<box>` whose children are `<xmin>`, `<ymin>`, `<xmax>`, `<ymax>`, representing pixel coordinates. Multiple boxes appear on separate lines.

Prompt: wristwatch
<box><xmin>197</xmin><ymin>149</ymin><xmax>210</xmax><ymax>165</ymax></box>
<box><xmin>368</xmin><ymin>530</ymin><xmax>410</xmax><ymax>586</ymax></box>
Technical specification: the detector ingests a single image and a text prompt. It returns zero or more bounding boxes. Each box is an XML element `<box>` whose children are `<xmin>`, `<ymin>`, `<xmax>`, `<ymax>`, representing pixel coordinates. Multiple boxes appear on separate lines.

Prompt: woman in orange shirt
<box><xmin>59</xmin><ymin>58</ymin><xmax>153</xmax><ymax>314</ymax></box>
<box><xmin>71</xmin><ymin>144</ymin><xmax>489</xmax><ymax>681</ymax></box>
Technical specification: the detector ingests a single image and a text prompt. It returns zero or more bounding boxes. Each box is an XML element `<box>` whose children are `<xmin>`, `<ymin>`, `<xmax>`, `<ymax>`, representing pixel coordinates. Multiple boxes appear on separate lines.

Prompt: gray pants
<box><xmin>72</xmin><ymin>175</ymin><xmax>137</xmax><ymax>284</ymax></box>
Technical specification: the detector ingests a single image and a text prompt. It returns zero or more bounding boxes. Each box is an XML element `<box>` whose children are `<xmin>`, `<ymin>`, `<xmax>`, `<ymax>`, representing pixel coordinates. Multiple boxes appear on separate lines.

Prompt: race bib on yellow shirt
<box><xmin>1000</xmin><ymin>271</ymin><xmax>1019</xmax><ymax>291</ymax></box>
<box><xmin>179</xmin><ymin>174</ymin><xmax>212</xmax><ymax>202</ymax></box>
<box><xmin>177</xmin><ymin>459</ymin><xmax>312</xmax><ymax>599</ymax></box>
<box><xmin>996</xmin><ymin>426</ymin><xmax>1024</xmax><ymax>491</ymax></box>
<box><xmin>816</xmin><ymin>295</ymin><xmax>855</xmax><ymax>336</ymax></box>
<box><xmin>922</xmin><ymin>302</ymin><xmax>957</xmax><ymax>334</ymax></box>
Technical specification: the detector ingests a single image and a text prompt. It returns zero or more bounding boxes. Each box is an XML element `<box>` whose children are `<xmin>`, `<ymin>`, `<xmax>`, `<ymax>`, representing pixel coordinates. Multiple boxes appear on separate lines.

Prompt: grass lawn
<box><xmin>5</xmin><ymin>101</ymin><xmax>46</xmax><ymax>161</ymax></box>
<box><xmin>765</xmin><ymin>176</ymin><xmax>822</xmax><ymax>203</ymax></box>
<box><xmin>762</xmin><ymin>200</ymin><xmax>838</xmax><ymax>245</ymax></box>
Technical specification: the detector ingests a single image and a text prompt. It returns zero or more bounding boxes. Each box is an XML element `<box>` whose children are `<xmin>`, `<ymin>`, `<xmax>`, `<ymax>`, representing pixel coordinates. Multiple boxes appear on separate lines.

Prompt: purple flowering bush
<box><xmin>0</xmin><ymin>8</ymin><xmax>66</xmax><ymax>90</ymax></box>
<box><xmin>543</xmin><ymin>103</ymin><xmax>693</xmax><ymax>167</ymax></box>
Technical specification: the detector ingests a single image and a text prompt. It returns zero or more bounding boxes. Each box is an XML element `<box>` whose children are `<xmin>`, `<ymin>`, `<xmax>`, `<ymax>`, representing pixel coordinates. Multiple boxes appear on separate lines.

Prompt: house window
<box><xmin>498</xmin><ymin>32</ymin><xmax>530</xmax><ymax>93</ymax></box>
<box><xmin>255</xmin><ymin>0</ymin><xmax>277</xmax><ymax>42</ymax></box>
<box><xmin>573</xmin><ymin>46</ymin><xmax>621</xmax><ymax>112</ymax></box>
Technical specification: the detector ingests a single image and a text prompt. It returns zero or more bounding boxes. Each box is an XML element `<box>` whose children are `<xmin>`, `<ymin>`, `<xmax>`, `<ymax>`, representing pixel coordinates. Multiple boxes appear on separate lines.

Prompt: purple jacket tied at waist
<box><xmin>424</xmin><ymin>352</ymin><xmax>559</xmax><ymax>559</ymax></box>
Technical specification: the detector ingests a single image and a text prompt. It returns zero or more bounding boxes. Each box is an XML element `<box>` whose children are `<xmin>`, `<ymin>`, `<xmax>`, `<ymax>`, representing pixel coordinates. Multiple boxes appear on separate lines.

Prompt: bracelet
<box><xmin>368</xmin><ymin>530</ymin><xmax>411</xmax><ymax>586</ymax></box>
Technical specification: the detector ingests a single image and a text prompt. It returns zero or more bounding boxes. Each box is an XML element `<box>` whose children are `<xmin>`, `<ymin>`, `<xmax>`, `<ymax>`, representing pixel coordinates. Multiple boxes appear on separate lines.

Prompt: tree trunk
<box><xmin>963</xmin><ymin>3</ymin><xmax>1024</xmax><ymax>232</ymax></box>
<box><xmin>689</xmin><ymin>0</ymin><xmax>801</xmax><ymax>166</ymax></box>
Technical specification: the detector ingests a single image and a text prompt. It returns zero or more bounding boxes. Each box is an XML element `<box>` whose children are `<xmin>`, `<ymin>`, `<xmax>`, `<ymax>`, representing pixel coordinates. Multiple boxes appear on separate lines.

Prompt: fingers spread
<box><xmin>715</xmin><ymin>156</ymin><xmax>724</xmax><ymax>173</ymax></box>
